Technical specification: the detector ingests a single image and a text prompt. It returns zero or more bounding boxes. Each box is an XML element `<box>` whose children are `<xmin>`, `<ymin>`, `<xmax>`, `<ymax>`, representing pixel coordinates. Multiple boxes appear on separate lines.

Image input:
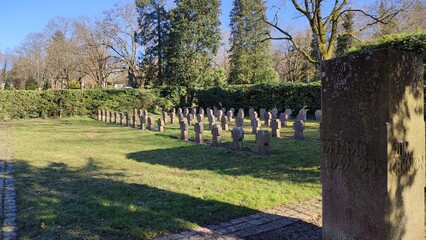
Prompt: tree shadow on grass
<box><xmin>14</xmin><ymin>159</ymin><xmax>257</xmax><ymax>239</ymax></box>
<box><xmin>125</xmin><ymin>139</ymin><xmax>320</xmax><ymax>184</ymax></box>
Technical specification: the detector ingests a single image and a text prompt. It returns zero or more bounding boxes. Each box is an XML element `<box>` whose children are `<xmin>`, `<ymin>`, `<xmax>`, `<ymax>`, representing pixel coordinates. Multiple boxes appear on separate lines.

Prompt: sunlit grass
<box><xmin>11</xmin><ymin>116</ymin><xmax>321</xmax><ymax>239</ymax></box>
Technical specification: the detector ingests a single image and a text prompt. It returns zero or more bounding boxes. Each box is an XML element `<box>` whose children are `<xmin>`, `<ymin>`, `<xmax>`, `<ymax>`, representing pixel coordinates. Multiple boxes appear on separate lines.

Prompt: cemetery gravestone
<box><xmin>187</xmin><ymin>114</ymin><xmax>194</xmax><ymax>126</ymax></box>
<box><xmin>251</xmin><ymin>118</ymin><xmax>261</xmax><ymax>134</ymax></box>
<box><xmin>321</xmin><ymin>49</ymin><xmax>425</xmax><ymax>240</ymax></box>
<box><xmin>194</xmin><ymin>123</ymin><xmax>204</xmax><ymax>144</ymax></box>
<box><xmin>170</xmin><ymin>112</ymin><xmax>176</xmax><ymax>124</ymax></box>
<box><xmin>147</xmin><ymin>117</ymin><xmax>154</xmax><ymax>130</ymax></box>
<box><xmin>132</xmin><ymin>115</ymin><xmax>138</xmax><ymax>128</ymax></box>
<box><xmin>140</xmin><ymin>115</ymin><xmax>146</xmax><ymax>130</ymax></box>
<box><xmin>177</xmin><ymin>108</ymin><xmax>182</xmax><ymax>115</ymax></box>
<box><xmin>221</xmin><ymin>116</ymin><xmax>229</xmax><ymax>131</ymax></box>
<box><xmin>114</xmin><ymin>112</ymin><xmax>117</xmax><ymax>124</ymax></box>
<box><xmin>180</xmin><ymin>121</ymin><xmax>189</xmax><ymax>141</ymax></box>
<box><xmin>270</xmin><ymin>119</ymin><xmax>281</xmax><ymax>138</ymax></box>
<box><xmin>211</xmin><ymin>125</ymin><xmax>222</xmax><ymax>147</ymax></box>
<box><xmin>196</xmin><ymin>114</ymin><xmax>204</xmax><ymax>124</ymax></box>
<box><xmin>183</xmin><ymin>108</ymin><xmax>189</xmax><ymax>117</ymax></box>
<box><xmin>279</xmin><ymin>113</ymin><xmax>289</xmax><ymax>127</ymax></box>
<box><xmin>297</xmin><ymin>108</ymin><xmax>307</xmax><ymax>121</ymax></box>
<box><xmin>208</xmin><ymin>114</ymin><xmax>216</xmax><ymax>129</ymax></box>
<box><xmin>119</xmin><ymin>113</ymin><xmax>123</xmax><ymax>125</ymax></box>
<box><xmin>249</xmin><ymin>108</ymin><xmax>255</xmax><ymax>119</ymax></box>
<box><xmin>97</xmin><ymin>110</ymin><xmax>102</xmax><ymax>121</ymax></box>
<box><xmin>142</xmin><ymin>110</ymin><xmax>148</xmax><ymax>117</ymax></box>
<box><xmin>125</xmin><ymin>113</ymin><xmax>130</xmax><ymax>127</ymax></box>
<box><xmin>256</xmin><ymin>130</ymin><xmax>271</xmax><ymax>155</ymax></box>
<box><xmin>293</xmin><ymin>120</ymin><xmax>305</xmax><ymax>140</ymax></box>
<box><xmin>284</xmin><ymin>109</ymin><xmax>293</xmax><ymax>119</ymax></box>
<box><xmin>272</xmin><ymin>108</ymin><xmax>278</xmax><ymax>119</ymax></box>
<box><xmin>231</xmin><ymin>127</ymin><xmax>244</xmax><ymax>151</ymax></box>
<box><xmin>191</xmin><ymin>108</ymin><xmax>197</xmax><ymax>118</ymax></box>
<box><xmin>237</xmin><ymin>109</ymin><xmax>244</xmax><ymax>119</ymax></box>
<box><xmin>259</xmin><ymin>108</ymin><xmax>266</xmax><ymax>120</ymax></box>
<box><xmin>265</xmin><ymin>112</ymin><xmax>272</xmax><ymax>127</ymax></box>
<box><xmin>109</xmin><ymin>112</ymin><xmax>114</xmax><ymax>123</ymax></box>
<box><xmin>162</xmin><ymin>112</ymin><xmax>168</xmax><ymax>124</ymax></box>
<box><xmin>315</xmin><ymin>110</ymin><xmax>322</xmax><ymax>122</ymax></box>
<box><xmin>227</xmin><ymin>110</ymin><xmax>233</xmax><ymax>122</ymax></box>
<box><xmin>157</xmin><ymin>119</ymin><xmax>164</xmax><ymax>132</ymax></box>
<box><xmin>199</xmin><ymin>107</ymin><xmax>205</xmax><ymax>116</ymax></box>
<box><xmin>235</xmin><ymin>117</ymin><xmax>244</xmax><ymax>127</ymax></box>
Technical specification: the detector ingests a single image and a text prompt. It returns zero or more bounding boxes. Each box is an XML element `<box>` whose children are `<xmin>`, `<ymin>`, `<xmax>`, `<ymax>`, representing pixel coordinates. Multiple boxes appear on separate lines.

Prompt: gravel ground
<box><xmin>246</xmin><ymin>221</ymin><xmax>321</xmax><ymax>240</ymax></box>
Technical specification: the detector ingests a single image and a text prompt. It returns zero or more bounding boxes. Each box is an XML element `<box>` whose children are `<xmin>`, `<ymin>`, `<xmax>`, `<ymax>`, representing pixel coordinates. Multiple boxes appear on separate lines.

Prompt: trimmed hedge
<box><xmin>193</xmin><ymin>83</ymin><xmax>321</xmax><ymax>112</ymax></box>
<box><xmin>0</xmin><ymin>83</ymin><xmax>322</xmax><ymax>120</ymax></box>
<box><xmin>0</xmin><ymin>89</ymin><xmax>166</xmax><ymax>120</ymax></box>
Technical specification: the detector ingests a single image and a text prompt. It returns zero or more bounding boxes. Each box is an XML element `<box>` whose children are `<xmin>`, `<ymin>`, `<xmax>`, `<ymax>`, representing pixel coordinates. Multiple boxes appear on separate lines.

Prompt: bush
<box><xmin>0</xmin><ymin>89</ymin><xmax>167</xmax><ymax>121</ymax></box>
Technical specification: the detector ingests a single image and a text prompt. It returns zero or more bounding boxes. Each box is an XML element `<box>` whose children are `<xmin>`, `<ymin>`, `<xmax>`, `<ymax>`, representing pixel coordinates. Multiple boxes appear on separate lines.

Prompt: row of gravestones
<box><xmin>97</xmin><ymin>107</ymin><xmax>322</xmax><ymax>155</ymax></box>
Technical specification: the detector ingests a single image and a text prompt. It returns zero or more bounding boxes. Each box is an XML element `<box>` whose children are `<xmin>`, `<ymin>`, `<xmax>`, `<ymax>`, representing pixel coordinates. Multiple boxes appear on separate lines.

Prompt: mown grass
<box><xmin>11</xmin><ymin>116</ymin><xmax>321</xmax><ymax>239</ymax></box>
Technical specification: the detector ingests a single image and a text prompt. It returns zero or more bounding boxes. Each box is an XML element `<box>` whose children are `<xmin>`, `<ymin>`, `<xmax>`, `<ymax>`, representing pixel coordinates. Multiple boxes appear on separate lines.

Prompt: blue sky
<box><xmin>0</xmin><ymin>0</ymin><xmax>369</xmax><ymax>51</ymax></box>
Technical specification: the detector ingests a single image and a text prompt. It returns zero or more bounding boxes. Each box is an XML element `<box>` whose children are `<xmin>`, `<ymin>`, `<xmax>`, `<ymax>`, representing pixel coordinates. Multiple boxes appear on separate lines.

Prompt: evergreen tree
<box><xmin>336</xmin><ymin>10</ymin><xmax>355</xmax><ymax>56</ymax></box>
<box><xmin>136</xmin><ymin>0</ymin><xmax>169</xmax><ymax>86</ymax></box>
<box><xmin>164</xmin><ymin>0</ymin><xmax>221</xmax><ymax>87</ymax></box>
<box><xmin>228</xmin><ymin>0</ymin><xmax>278</xmax><ymax>84</ymax></box>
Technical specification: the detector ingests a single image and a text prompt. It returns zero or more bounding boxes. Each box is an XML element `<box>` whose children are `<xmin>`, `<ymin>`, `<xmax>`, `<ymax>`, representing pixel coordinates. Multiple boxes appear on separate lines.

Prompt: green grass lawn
<box><xmin>11</xmin><ymin>116</ymin><xmax>321</xmax><ymax>240</ymax></box>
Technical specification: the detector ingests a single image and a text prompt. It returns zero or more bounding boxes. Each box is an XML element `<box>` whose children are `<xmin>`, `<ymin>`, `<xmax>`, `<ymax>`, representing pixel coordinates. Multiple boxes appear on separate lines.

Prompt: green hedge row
<box><xmin>0</xmin><ymin>89</ymin><xmax>166</xmax><ymax>120</ymax></box>
<box><xmin>0</xmin><ymin>83</ymin><xmax>322</xmax><ymax>120</ymax></box>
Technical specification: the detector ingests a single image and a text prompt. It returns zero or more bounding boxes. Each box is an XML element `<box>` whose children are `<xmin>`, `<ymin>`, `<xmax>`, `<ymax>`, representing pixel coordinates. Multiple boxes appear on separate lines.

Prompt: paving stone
<box><xmin>233</xmin><ymin>230</ymin><xmax>251</xmax><ymax>238</ymax></box>
<box><xmin>180</xmin><ymin>231</ymin><xmax>197</xmax><ymax>237</ymax></box>
<box><xmin>205</xmin><ymin>225</ymin><xmax>221</xmax><ymax>230</ymax></box>
<box><xmin>229</xmin><ymin>218</ymin><xmax>246</xmax><ymax>224</ymax></box>
<box><xmin>233</xmin><ymin>222</ymin><xmax>253</xmax><ymax>231</ymax></box>
<box><xmin>218</xmin><ymin>222</ymin><xmax>232</xmax><ymax>228</ymax></box>
<box><xmin>244</xmin><ymin>226</ymin><xmax>265</xmax><ymax>235</ymax></box>
<box><xmin>247</xmin><ymin>219</ymin><xmax>263</xmax><ymax>226</ymax></box>
<box><xmin>168</xmin><ymin>234</ymin><xmax>184</xmax><ymax>240</ymax></box>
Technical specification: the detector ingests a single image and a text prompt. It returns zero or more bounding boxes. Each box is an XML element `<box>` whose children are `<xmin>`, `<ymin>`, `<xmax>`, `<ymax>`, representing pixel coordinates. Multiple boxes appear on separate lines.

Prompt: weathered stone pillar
<box><xmin>270</xmin><ymin>119</ymin><xmax>281</xmax><ymax>138</ymax></box>
<box><xmin>321</xmin><ymin>49</ymin><xmax>424</xmax><ymax>240</ymax></box>
<box><xmin>221</xmin><ymin>116</ymin><xmax>228</xmax><ymax>131</ymax></box>
<box><xmin>97</xmin><ymin>110</ymin><xmax>102</xmax><ymax>121</ymax></box>
<box><xmin>293</xmin><ymin>120</ymin><xmax>305</xmax><ymax>140</ymax></box>
<box><xmin>157</xmin><ymin>119</ymin><xmax>164</xmax><ymax>132</ymax></box>
<box><xmin>231</xmin><ymin>127</ymin><xmax>244</xmax><ymax>151</ymax></box>
<box><xmin>251</xmin><ymin>118</ymin><xmax>261</xmax><ymax>134</ymax></box>
<box><xmin>119</xmin><ymin>113</ymin><xmax>123</xmax><ymax>125</ymax></box>
<box><xmin>140</xmin><ymin>115</ymin><xmax>146</xmax><ymax>130</ymax></box>
<box><xmin>235</xmin><ymin>116</ymin><xmax>244</xmax><ymax>127</ymax></box>
<box><xmin>256</xmin><ymin>130</ymin><xmax>271</xmax><ymax>155</ymax></box>
<box><xmin>180</xmin><ymin>121</ymin><xmax>189</xmax><ymax>141</ymax></box>
<box><xmin>147</xmin><ymin>117</ymin><xmax>154</xmax><ymax>130</ymax></box>
<box><xmin>194</xmin><ymin>123</ymin><xmax>204</xmax><ymax>144</ymax></box>
<box><xmin>211</xmin><ymin>124</ymin><xmax>222</xmax><ymax>147</ymax></box>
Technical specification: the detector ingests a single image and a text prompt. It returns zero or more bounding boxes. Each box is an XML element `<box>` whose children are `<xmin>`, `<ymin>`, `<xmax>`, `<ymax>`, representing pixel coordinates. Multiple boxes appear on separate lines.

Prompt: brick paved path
<box><xmin>0</xmin><ymin>124</ymin><xmax>16</xmax><ymax>240</ymax></box>
<box><xmin>155</xmin><ymin>198</ymin><xmax>322</xmax><ymax>240</ymax></box>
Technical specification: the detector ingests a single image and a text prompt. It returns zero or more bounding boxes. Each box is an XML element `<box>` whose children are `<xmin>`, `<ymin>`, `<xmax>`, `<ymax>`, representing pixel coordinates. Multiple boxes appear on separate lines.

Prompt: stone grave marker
<box><xmin>213</xmin><ymin>106</ymin><xmax>218</xmax><ymax>118</ymax></box>
<box><xmin>221</xmin><ymin>115</ymin><xmax>228</xmax><ymax>131</ymax></box>
<box><xmin>264</xmin><ymin>111</ymin><xmax>272</xmax><ymax>127</ymax></box>
<box><xmin>321</xmin><ymin>49</ymin><xmax>425</xmax><ymax>240</ymax></box>
<box><xmin>132</xmin><ymin>114</ymin><xmax>138</xmax><ymax>128</ymax></box>
<box><xmin>256</xmin><ymin>130</ymin><xmax>271</xmax><ymax>155</ymax></box>
<box><xmin>297</xmin><ymin>108</ymin><xmax>307</xmax><ymax>121</ymax></box>
<box><xmin>157</xmin><ymin>119</ymin><xmax>164</xmax><ymax>132</ymax></box>
<box><xmin>187</xmin><ymin>114</ymin><xmax>194</xmax><ymax>126</ymax></box>
<box><xmin>191</xmin><ymin>108</ymin><xmax>197</xmax><ymax>118</ymax></box>
<box><xmin>208</xmin><ymin>114</ymin><xmax>216</xmax><ymax>129</ymax></box>
<box><xmin>177</xmin><ymin>108</ymin><xmax>182</xmax><ymax>115</ymax></box>
<box><xmin>284</xmin><ymin>109</ymin><xmax>293</xmax><ymax>119</ymax></box>
<box><xmin>231</xmin><ymin>127</ymin><xmax>244</xmax><ymax>151</ymax></box>
<box><xmin>315</xmin><ymin>110</ymin><xmax>322</xmax><ymax>122</ymax></box>
<box><xmin>142</xmin><ymin>110</ymin><xmax>148</xmax><ymax>117</ymax></box>
<box><xmin>259</xmin><ymin>108</ymin><xmax>266</xmax><ymax>120</ymax></box>
<box><xmin>221</xmin><ymin>107</ymin><xmax>226</xmax><ymax>115</ymax></box>
<box><xmin>180</xmin><ymin>121</ymin><xmax>189</xmax><ymax>141</ymax></box>
<box><xmin>227</xmin><ymin>110</ymin><xmax>233</xmax><ymax>122</ymax></box>
<box><xmin>272</xmin><ymin>108</ymin><xmax>278</xmax><ymax>119</ymax></box>
<box><xmin>237</xmin><ymin>109</ymin><xmax>244</xmax><ymax>119</ymax></box>
<box><xmin>194</xmin><ymin>123</ymin><xmax>204</xmax><ymax>144</ymax></box>
<box><xmin>119</xmin><ymin>113</ymin><xmax>123</xmax><ymax>125</ymax></box>
<box><xmin>217</xmin><ymin>109</ymin><xmax>223</xmax><ymax>121</ymax></box>
<box><xmin>97</xmin><ymin>110</ymin><xmax>102</xmax><ymax>121</ymax></box>
<box><xmin>170</xmin><ymin>108</ymin><xmax>176</xmax><ymax>114</ymax></box>
<box><xmin>170</xmin><ymin>112</ymin><xmax>176</xmax><ymax>124</ymax></box>
<box><xmin>140</xmin><ymin>115</ymin><xmax>146</xmax><ymax>130</ymax></box>
<box><xmin>211</xmin><ymin>124</ymin><xmax>222</xmax><ymax>147</ymax></box>
<box><xmin>251</xmin><ymin>118</ymin><xmax>261</xmax><ymax>134</ymax></box>
<box><xmin>270</xmin><ymin>119</ymin><xmax>281</xmax><ymax>138</ymax></box>
<box><xmin>147</xmin><ymin>117</ymin><xmax>154</xmax><ymax>130</ymax></box>
<box><xmin>125</xmin><ymin>113</ymin><xmax>130</xmax><ymax>126</ymax></box>
<box><xmin>196</xmin><ymin>114</ymin><xmax>204</xmax><ymax>124</ymax></box>
<box><xmin>249</xmin><ymin>108</ymin><xmax>255</xmax><ymax>119</ymax></box>
<box><xmin>235</xmin><ymin>116</ymin><xmax>244</xmax><ymax>127</ymax></box>
<box><xmin>133</xmin><ymin>109</ymin><xmax>138</xmax><ymax>117</ymax></box>
<box><xmin>199</xmin><ymin>107</ymin><xmax>205</xmax><ymax>116</ymax></box>
<box><xmin>183</xmin><ymin>108</ymin><xmax>189</xmax><ymax>117</ymax></box>
<box><xmin>162</xmin><ymin>112</ymin><xmax>168</xmax><ymax>124</ymax></box>
<box><xmin>206</xmin><ymin>107</ymin><xmax>211</xmax><ymax>116</ymax></box>
<box><xmin>293</xmin><ymin>120</ymin><xmax>305</xmax><ymax>140</ymax></box>
<box><xmin>178</xmin><ymin>113</ymin><xmax>184</xmax><ymax>122</ymax></box>
<box><xmin>279</xmin><ymin>112</ymin><xmax>289</xmax><ymax>127</ymax></box>
<box><xmin>113</xmin><ymin>112</ymin><xmax>117</xmax><ymax>124</ymax></box>
<box><xmin>109</xmin><ymin>111</ymin><xmax>114</xmax><ymax>123</ymax></box>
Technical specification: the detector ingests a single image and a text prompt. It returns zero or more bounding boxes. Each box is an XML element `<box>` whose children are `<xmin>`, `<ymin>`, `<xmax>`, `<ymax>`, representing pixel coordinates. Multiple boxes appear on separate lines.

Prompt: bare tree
<box><xmin>264</xmin><ymin>0</ymin><xmax>406</xmax><ymax>63</ymax></box>
<box><xmin>101</xmin><ymin>2</ymin><xmax>142</xmax><ymax>88</ymax></box>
